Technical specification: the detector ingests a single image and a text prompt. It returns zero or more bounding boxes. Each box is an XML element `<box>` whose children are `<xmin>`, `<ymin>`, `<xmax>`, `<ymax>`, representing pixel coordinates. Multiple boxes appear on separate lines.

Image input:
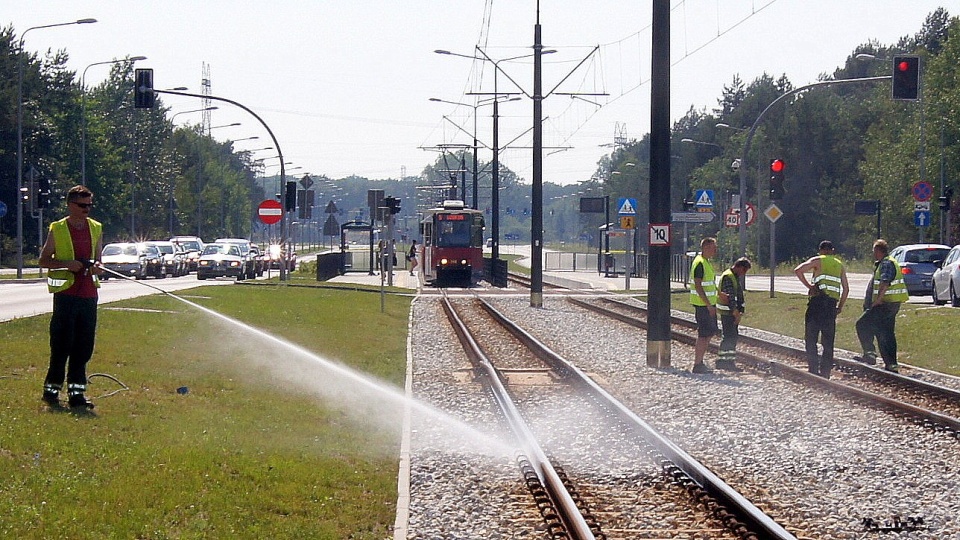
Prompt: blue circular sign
<box><xmin>0</xmin><ymin>200</ymin><xmax>7</xmax><ymax>218</ymax></box>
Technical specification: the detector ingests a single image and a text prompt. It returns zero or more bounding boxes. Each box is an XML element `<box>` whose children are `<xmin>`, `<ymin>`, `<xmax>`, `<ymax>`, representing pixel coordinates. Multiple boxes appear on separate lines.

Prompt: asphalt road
<box><xmin>0</xmin><ymin>272</ymin><xmax>238</xmax><ymax>322</ymax></box>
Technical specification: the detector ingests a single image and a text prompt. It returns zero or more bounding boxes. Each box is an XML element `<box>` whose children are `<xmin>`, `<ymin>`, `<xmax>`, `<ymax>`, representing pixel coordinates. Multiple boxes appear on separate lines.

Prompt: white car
<box><xmin>932</xmin><ymin>244</ymin><xmax>960</xmax><ymax>306</ymax></box>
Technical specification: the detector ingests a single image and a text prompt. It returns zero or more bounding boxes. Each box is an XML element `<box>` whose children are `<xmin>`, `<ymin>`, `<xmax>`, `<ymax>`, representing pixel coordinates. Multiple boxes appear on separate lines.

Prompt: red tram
<box><xmin>420</xmin><ymin>200</ymin><xmax>485</xmax><ymax>287</ymax></box>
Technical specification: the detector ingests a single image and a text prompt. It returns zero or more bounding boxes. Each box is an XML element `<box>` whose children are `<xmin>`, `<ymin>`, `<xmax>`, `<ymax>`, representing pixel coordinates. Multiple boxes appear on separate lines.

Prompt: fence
<box><xmin>543</xmin><ymin>251</ymin><xmax>691</xmax><ymax>284</ymax></box>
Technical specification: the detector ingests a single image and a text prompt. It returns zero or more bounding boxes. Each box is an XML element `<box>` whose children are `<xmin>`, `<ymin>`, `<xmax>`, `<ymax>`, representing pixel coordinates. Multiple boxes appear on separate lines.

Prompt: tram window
<box><xmin>436</xmin><ymin>219</ymin><xmax>471</xmax><ymax>247</ymax></box>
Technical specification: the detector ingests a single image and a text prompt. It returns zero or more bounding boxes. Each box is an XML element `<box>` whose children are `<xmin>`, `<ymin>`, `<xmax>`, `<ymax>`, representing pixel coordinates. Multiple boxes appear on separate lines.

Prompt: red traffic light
<box><xmin>770</xmin><ymin>159</ymin><xmax>784</xmax><ymax>173</ymax></box>
<box><xmin>897</xmin><ymin>60</ymin><xmax>911</xmax><ymax>72</ymax></box>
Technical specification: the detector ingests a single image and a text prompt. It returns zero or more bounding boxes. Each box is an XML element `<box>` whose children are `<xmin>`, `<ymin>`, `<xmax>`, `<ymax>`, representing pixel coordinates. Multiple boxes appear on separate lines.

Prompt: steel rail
<box><xmin>478</xmin><ymin>298</ymin><xmax>796</xmax><ymax>540</ymax></box>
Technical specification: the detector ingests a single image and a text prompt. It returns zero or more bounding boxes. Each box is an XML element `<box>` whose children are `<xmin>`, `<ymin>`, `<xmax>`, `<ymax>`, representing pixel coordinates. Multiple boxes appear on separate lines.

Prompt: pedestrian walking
<box><xmin>407</xmin><ymin>240</ymin><xmax>419</xmax><ymax>275</ymax></box>
<box><xmin>38</xmin><ymin>185</ymin><xmax>104</xmax><ymax>409</ymax></box>
<box><xmin>793</xmin><ymin>240</ymin><xmax>850</xmax><ymax>378</ymax></box>
<box><xmin>855</xmin><ymin>239</ymin><xmax>908</xmax><ymax>372</ymax></box>
<box><xmin>689</xmin><ymin>237</ymin><xmax>719</xmax><ymax>374</ymax></box>
<box><xmin>716</xmin><ymin>257</ymin><xmax>751</xmax><ymax>371</ymax></box>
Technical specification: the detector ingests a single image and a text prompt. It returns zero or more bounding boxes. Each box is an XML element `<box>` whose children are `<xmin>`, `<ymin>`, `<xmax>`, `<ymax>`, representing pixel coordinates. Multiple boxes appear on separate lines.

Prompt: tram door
<box><xmin>420</xmin><ymin>218</ymin><xmax>436</xmax><ymax>282</ymax></box>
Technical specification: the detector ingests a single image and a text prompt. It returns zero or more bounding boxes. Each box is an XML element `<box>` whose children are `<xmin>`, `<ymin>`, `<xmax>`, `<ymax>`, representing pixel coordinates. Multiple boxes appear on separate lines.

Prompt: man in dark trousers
<box><xmin>716</xmin><ymin>257</ymin><xmax>751</xmax><ymax>371</ymax></box>
<box><xmin>794</xmin><ymin>240</ymin><xmax>850</xmax><ymax>378</ymax></box>
<box><xmin>688</xmin><ymin>237</ymin><xmax>718</xmax><ymax>374</ymax></box>
<box><xmin>38</xmin><ymin>185</ymin><xmax>103</xmax><ymax>409</ymax></box>
<box><xmin>855</xmin><ymin>239</ymin><xmax>908</xmax><ymax>373</ymax></box>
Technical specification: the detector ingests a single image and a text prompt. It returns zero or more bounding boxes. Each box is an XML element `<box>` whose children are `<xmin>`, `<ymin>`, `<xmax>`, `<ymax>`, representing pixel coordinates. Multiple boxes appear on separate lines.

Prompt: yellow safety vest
<box><xmin>873</xmin><ymin>255</ymin><xmax>908</xmax><ymax>303</ymax></box>
<box><xmin>688</xmin><ymin>254</ymin><xmax>717</xmax><ymax>306</ymax></box>
<box><xmin>716</xmin><ymin>268</ymin><xmax>741</xmax><ymax>313</ymax></box>
<box><xmin>813</xmin><ymin>255</ymin><xmax>843</xmax><ymax>300</ymax></box>
<box><xmin>47</xmin><ymin>217</ymin><xmax>102</xmax><ymax>294</ymax></box>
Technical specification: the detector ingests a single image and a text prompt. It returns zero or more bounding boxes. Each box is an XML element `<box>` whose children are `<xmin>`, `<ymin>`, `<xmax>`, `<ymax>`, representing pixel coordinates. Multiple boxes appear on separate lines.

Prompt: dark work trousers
<box><xmin>719</xmin><ymin>314</ymin><xmax>739</xmax><ymax>359</ymax></box>
<box><xmin>45</xmin><ymin>294</ymin><xmax>98</xmax><ymax>388</ymax></box>
<box><xmin>804</xmin><ymin>295</ymin><xmax>838</xmax><ymax>377</ymax></box>
<box><xmin>855</xmin><ymin>302</ymin><xmax>901</xmax><ymax>368</ymax></box>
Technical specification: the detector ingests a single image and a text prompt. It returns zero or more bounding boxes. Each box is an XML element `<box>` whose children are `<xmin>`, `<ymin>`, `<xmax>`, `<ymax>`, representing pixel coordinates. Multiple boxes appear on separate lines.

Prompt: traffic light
<box><xmin>284</xmin><ymin>180</ymin><xmax>297</xmax><ymax>211</ymax></box>
<box><xmin>37</xmin><ymin>177</ymin><xmax>52</xmax><ymax>209</ymax></box>
<box><xmin>769</xmin><ymin>159</ymin><xmax>786</xmax><ymax>200</ymax></box>
<box><xmin>134</xmin><ymin>68</ymin><xmax>156</xmax><ymax>109</ymax></box>
<box><xmin>384</xmin><ymin>196</ymin><xmax>401</xmax><ymax>214</ymax></box>
<box><xmin>892</xmin><ymin>56</ymin><xmax>920</xmax><ymax>101</ymax></box>
<box><xmin>940</xmin><ymin>186</ymin><xmax>954</xmax><ymax>211</ymax></box>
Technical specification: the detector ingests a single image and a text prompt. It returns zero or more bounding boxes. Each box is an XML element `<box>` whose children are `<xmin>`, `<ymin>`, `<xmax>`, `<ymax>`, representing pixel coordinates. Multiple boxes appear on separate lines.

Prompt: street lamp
<box><xmin>230</xmin><ymin>136</ymin><xmax>260</xmax><ymax>144</ymax></box>
<box><xmin>81</xmin><ymin>55</ymin><xmax>146</xmax><ymax>186</ymax></box>
<box><xmin>680</xmin><ymin>138</ymin><xmax>722</xmax><ymax>149</ymax></box>
<box><xmin>16</xmin><ymin>17</ymin><xmax>97</xmax><ymax>278</ymax></box>
<box><xmin>716</xmin><ymin>123</ymin><xmax>747</xmax><ymax>132</ymax></box>
<box><xmin>170</xmin><ymin>105</ymin><xmax>218</xmax><ymax>124</ymax></box>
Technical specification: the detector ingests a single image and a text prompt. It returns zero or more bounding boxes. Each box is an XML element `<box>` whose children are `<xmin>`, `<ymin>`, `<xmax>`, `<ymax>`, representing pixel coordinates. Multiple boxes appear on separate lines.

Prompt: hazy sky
<box><xmin>5</xmin><ymin>1</ymin><xmax>949</xmax><ymax>186</ymax></box>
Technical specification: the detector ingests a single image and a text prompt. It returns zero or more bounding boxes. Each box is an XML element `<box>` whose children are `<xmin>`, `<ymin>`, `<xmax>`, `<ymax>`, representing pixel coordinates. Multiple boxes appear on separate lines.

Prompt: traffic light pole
<box><xmin>151</xmin><ymin>88</ymin><xmax>289</xmax><ymax>280</ymax></box>
<box><xmin>737</xmin><ymin>76</ymin><xmax>890</xmax><ymax>256</ymax></box>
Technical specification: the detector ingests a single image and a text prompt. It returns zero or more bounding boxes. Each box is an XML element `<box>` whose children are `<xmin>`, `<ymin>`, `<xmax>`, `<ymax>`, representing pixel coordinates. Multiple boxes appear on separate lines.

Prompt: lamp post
<box><xmin>81</xmin><ymin>55</ymin><xmax>146</xmax><ymax>186</ymax></box>
<box><xmin>171</xmin><ymin>106</ymin><xmax>218</xmax><ymax>124</ymax></box>
<box><xmin>166</xmin><ymin>107</ymin><xmax>216</xmax><ymax>236</ymax></box>
<box><xmin>16</xmin><ymin>18</ymin><xmax>97</xmax><ymax>278</ymax></box>
<box><xmin>194</xmin><ymin>122</ymin><xmax>241</xmax><ymax>237</ymax></box>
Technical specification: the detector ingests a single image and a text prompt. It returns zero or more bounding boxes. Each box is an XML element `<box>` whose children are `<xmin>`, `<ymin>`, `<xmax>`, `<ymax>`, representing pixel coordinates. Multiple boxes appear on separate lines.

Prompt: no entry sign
<box><xmin>258</xmin><ymin>199</ymin><xmax>283</xmax><ymax>224</ymax></box>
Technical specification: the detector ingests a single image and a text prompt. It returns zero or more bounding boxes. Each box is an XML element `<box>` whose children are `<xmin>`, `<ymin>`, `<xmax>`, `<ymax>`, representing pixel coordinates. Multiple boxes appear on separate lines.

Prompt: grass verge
<box><xmin>0</xmin><ymin>283</ymin><xmax>410</xmax><ymax>539</ymax></box>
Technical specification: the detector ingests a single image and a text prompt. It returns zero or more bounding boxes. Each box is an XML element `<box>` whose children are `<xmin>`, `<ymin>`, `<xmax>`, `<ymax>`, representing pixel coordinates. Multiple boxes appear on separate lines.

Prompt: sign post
<box><xmin>618</xmin><ymin>198</ymin><xmax>638</xmax><ymax>290</ymax></box>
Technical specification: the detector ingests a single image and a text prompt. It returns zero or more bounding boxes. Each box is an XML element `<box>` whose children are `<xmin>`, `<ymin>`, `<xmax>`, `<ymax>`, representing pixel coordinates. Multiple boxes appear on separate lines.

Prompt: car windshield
<box><xmin>102</xmin><ymin>245</ymin><xmax>132</xmax><ymax>256</ymax></box>
<box><xmin>155</xmin><ymin>244</ymin><xmax>174</xmax><ymax>254</ymax></box>
<box><xmin>202</xmin><ymin>244</ymin><xmax>234</xmax><ymax>255</ymax></box>
<box><xmin>905</xmin><ymin>249</ymin><xmax>949</xmax><ymax>264</ymax></box>
<box><xmin>175</xmin><ymin>240</ymin><xmax>201</xmax><ymax>251</ymax></box>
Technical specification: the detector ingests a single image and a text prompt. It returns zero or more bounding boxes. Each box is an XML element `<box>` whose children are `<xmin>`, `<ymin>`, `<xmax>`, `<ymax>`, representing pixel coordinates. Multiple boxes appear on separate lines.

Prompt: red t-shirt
<box><xmin>62</xmin><ymin>222</ymin><xmax>98</xmax><ymax>299</ymax></box>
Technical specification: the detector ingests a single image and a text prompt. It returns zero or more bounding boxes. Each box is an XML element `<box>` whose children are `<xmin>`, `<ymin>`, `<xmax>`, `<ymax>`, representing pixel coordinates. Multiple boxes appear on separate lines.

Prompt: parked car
<box><xmin>889</xmin><ymin>243</ymin><xmax>950</xmax><ymax>296</ymax></box>
<box><xmin>101</xmin><ymin>242</ymin><xmax>163</xmax><ymax>280</ymax></box>
<box><xmin>170</xmin><ymin>236</ymin><xmax>205</xmax><ymax>272</ymax></box>
<box><xmin>215</xmin><ymin>238</ymin><xmax>258</xmax><ymax>279</ymax></box>
<box><xmin>196</xmin><ymin>242</ymin><xmax>246</xmax><ymax>280</ymax></box>
<box><xmin>146</xmin><ymin>240</ymin><xmax>187</xmax><ymax>277</ymax></box>
<box><xmin>932</xmin><ymin>244</ymin><xmax>960</xmax><ymax>306</ymax></box>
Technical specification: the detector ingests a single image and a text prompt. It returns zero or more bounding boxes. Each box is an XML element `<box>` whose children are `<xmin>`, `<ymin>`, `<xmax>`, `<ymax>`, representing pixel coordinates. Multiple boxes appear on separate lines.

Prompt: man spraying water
<box><xmin>38</xmin><ymin>185</ymin><xmax>103</xmax><ymax>410</ymax></box>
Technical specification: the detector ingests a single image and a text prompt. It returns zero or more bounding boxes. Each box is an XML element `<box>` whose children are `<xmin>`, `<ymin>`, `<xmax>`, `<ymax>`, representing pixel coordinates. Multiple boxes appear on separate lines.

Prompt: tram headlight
<box><xmin>440</xmin><ymin>258</ymin><xmax>449</xmax><ymax>265</ymax></box>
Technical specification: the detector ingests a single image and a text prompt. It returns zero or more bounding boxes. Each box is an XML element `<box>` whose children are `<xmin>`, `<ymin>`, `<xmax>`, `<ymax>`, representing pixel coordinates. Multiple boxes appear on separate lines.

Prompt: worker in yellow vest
<box><xmin>688</xmin><ymin>237</ymin><xmax>719</xmax><ymax>374</ymax></box>
<box><xmin>793</xmin><ymin>240</ymin><xmax>850</xmax><ymax>378</ymax></box>
<box><xmin>716</xmin><ymin>257</ymin><xmax>752</xmax><ymax>371</ymax></box>
<box><xmin>854</xmin><ymin>239</ymin><xmax>908</xmax><ymax>373</ymax></box>
<box><xmin>38</xmin><ymin>185</ymin><xmax>103</xmax><ymax>409</ymax></box>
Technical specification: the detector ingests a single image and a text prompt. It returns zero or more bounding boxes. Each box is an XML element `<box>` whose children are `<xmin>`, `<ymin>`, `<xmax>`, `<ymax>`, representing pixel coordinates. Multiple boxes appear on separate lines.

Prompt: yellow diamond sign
<box><xmin>764</xmin><ymin>203</ymin><xmax>783</xmax><ymax>223</ymax></box>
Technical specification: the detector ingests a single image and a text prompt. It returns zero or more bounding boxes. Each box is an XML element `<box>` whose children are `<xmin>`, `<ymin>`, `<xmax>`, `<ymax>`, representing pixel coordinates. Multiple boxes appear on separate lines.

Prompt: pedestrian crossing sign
<box><xmin>694</xmin><ymin>189</ymin><xmax>714</xmax><ymax>208</ymax></box>
<box><xmin>617</xmin><ymin>197</ymin><xmax>638</xmax><ymax>215</ymax></box>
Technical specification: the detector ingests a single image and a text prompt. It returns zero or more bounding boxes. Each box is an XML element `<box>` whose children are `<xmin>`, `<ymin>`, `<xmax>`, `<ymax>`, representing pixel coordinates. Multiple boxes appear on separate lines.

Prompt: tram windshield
<box><xmin>435</xmin><ymin>214</ymin><xmax>473</xmax><ymax>247</ymax></box>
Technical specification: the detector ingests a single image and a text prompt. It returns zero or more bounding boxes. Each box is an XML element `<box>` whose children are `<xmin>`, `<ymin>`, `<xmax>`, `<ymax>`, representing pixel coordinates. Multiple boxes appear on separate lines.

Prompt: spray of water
<box><xmin>102</xmin><ymin>267</ymin><xmax>515</xmax><ymax>457</ymax></box>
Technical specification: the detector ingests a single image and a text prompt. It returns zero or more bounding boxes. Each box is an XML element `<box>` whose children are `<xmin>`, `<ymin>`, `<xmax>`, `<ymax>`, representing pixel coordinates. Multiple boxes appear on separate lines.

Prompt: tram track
<box><xmin>569</xmin><ymin>296</ymin><xmax>960</xmax><ymax>438</ymax></box>
<box><xmin>440</xmin><ymin>292</ymin><xmax>797</xmax><ymax>540</ymax></box>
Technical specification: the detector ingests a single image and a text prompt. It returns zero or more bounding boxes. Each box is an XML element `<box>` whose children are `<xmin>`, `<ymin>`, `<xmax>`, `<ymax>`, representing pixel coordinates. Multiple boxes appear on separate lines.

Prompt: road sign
<box><xmin>672</xmin><ymin>211</ymin><xmax>715</xmax><ymax>223</ymax></box>
<box><xmin>649</xmin><ymin>224</ymin><xmax>671</xmax><ymax>246</ymax></box>
<box><xmin>258</xmin><ymin>199</ymin><xmax>283</xmax><ymax>224</ymax></box>
<box><xmin>694</xmin><ymin>189</ymin><xmax>714</xmax><ymax>208</ymax></box>
<box><xmin>0</xmin><ymin>201</ymin><xmax>6</xmax><ymax>218</ymax></box>
<box><xmin>722</xmin><ymin>203</ymin><xmax>756</xmax><ymax>227</ymax></box>
<box><xmin>724</xmin><ymin>211</ymin><xmax>739</xmax><ymax>228</ymax></box>
<box><xmin>915</xmin><ymin>210</ymin><xmax>931</xmax><ymax>227</ymax></box>
<box><xmin>914</xmin><ymin>201</ymin><xmax>931</xmax><ymax>212</ymax></box>
<box><xmin>617</xmin><ymin>197</ymin><xmax>638</xmax><ymax>216</ymax></box>
<box><xmin>620</xmin><ymin>216</ymin><xmax>636</xmax><ymax>229</ymax></box>
<box><xmin>764</xmin><ymin>203</ymin><xmax>783</xmax><ymax>223</ymax></box>
<box><xmin>299</xmin><ymin>174</ymin><xmax>314</xmax><ymax>190</ymax></box>
<box><xmin>912</xmin><ymin>181</ymin><xmax>933</xmax><ymax>202</ymax></box>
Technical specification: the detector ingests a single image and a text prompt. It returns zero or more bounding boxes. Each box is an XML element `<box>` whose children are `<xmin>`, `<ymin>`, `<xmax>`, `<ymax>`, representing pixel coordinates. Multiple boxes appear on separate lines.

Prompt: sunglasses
<box><xmin>71</xmin><ymin>202</ymin><xmax>94</xmax><ymax>209</ymax></box>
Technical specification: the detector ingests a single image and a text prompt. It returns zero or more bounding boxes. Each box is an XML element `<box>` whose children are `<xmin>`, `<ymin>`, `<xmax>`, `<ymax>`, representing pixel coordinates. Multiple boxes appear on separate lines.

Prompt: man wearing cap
<box><xmin>855</xmin><ymin>239</ymin><xmax>907</xmax><ymax>373</ymax></box>
<box><xmin>793</xmin><ymin>240</ymin><xmax>850</xmax><ymax>378</ymax></box>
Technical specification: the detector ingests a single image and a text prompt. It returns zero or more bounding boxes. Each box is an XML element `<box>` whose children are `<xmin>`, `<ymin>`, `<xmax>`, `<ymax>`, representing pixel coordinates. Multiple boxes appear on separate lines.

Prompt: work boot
<box><xmin>68</xmin><ymin>394</ymin><xmax>95</xmax><ymax>410</ymax></box>
<box><xmin>884</xmin><ymin>363</ymin><xmax>900</xmax><ymax>374</ymax></box>
<box><xmin>692</xmin><ymin>363</ymin><xmax>713</xmax><ymax>374</ymax></box>
<box><xmin>41</xmin><ymin>391</ymin><xmax>61</xmax><ymax>407</ymax></box>
<box><xmin>41</xmin><ymin>383</ymin><xmax>62</xmax><ymax>407</ymax></box>
<box><xmin>853</xmin><ymin>353</ymin><xmax>878</xmax><ymax>366</ymax></box>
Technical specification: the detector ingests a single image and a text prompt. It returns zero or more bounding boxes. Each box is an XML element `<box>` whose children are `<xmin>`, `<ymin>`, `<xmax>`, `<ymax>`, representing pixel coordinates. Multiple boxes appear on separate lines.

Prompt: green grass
<box><xmin>671</xmin><ymin>290</ymin><xmax>960</xmax><ymax>376</ymax></box>
<box><xmin>0</xmin><ymin>283</ymin><xmax>410</xmax><ymax>539</ymax></box>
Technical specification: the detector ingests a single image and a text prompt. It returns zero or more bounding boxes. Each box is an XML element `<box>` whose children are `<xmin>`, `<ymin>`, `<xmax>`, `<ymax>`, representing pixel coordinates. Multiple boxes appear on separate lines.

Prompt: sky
<box><xmin>5</xmin><ymin>1</ymin><xmax>950</xmax><ymax>186</ymax></box>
